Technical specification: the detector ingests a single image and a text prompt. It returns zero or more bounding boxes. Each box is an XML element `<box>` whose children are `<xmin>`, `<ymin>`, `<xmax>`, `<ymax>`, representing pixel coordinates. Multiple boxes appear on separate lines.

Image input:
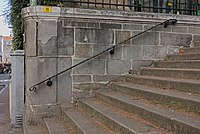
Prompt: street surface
<box><xmin>0</xmin><ymin>74</ymin><xmax>22</xmax><ymax>134</ymax></box>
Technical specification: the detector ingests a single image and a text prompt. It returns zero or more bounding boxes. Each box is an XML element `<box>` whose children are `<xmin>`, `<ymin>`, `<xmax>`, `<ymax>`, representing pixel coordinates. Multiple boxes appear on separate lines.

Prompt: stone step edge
<box><xmin>61</xmin><ymin>106</ymin><xmax>112</xmax><ymax>134</ymax></box>
<box><xmin>43</xmin><ymin>117</ymin><xmax>73</xmax><ymax>134</ymax></box>
<box><xmin>139</xmin><ymin>67</ymin><xmax>200</xmax><ymax>80</ymax></box>
<box><xmin>125</xmin><ymin>74</ymin><xmax>200</xmax><ymax>93</ymax></box>
<box><xmin>96</xmin><ymin>90</ymin><xmax>200</xmax><ymax>134</ymax></box>
<box><xmin>154</xmin><ymin>60</ymin><xmax>200</xmax><ymax>63</ymax></box>
<box><xmin>110</xmin><ymin>82</ymin><xmax>200</xmax><ymax>114</ymax></box>
<box><xmin>79</xmin><ymin>98</ymin><xmax>169</xmax><ymax>134</ymax></box>
<box><xmin>79</xmin><ymin>99</ymin><xmax>136</xmax><ymax>133</ymax></box>
<box><xmin>61</xmin><ymin>106</ymin><xmax>86</xmax><ymax>134</ymax></box>
<box><xmin>140</xmin><ymin>67</ymin><xmax>200</xmax><ymax>71</ymax></box>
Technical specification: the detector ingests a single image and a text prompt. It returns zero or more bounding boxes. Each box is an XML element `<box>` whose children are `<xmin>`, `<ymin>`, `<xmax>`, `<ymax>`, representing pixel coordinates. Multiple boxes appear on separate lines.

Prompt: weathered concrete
<box><xmin>10</xmin><ymin>50</ymin><xmax>24</xmax><ymax>127</ymax></box>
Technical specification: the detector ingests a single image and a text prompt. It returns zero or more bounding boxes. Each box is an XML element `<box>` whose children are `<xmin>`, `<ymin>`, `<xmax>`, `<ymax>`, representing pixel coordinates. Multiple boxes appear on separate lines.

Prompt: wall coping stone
<box><xmin>22</xmin><ymin>6</ymin><xmax>200</xmax><ymax>24</ymax></box>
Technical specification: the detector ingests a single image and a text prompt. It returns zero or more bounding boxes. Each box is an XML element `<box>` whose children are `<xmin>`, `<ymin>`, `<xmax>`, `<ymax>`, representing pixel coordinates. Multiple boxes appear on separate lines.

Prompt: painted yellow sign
<box><xmin>43</xmin><ymin>6</ymin><xmax>52</xmax><ymax>12</ymax></box>
<box><xmin>168</xmin><ymin>2</ymin><xmax>173</xmax><ymax>7</ymax></box>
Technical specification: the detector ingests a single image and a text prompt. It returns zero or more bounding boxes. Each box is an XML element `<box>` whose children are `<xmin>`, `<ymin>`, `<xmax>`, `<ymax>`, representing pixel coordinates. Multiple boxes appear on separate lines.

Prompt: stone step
<box><xmin>125</xmin><ymin>75</ymin><xmax>200</xmax><ymax>93</ymax></box>
<box><xmin>61</xmin><ymin>106</ymin><xmax>113</xmax><ymax>134</ymax></box>
<box><xmin>154</xmin><ymin>60</ymin><xmax>200</xmax><ymax>69</ymax></box>
<box><xmin>110</xmin><ymin>82</ymin><xmax>200</xmax><ymax>114</ymax></box>
<box><xmin>166</xmin><ymin>54</ymin><xmax>200</xmax><ymax>60</ymax></box>
<box><xmin>184</xmin><ymin>47</ymin><xmax>200</xmax><ymax>54</ymax></box>
<box><xmin>24</xmin><ymin>122</ymin><xmax>49</xmax><ymax>134</ymax></box>
<box><xmin>140</xmin><ymin>67</ymin><xmax>200</xmax><ymax>80</ymax></box>
<box><xmin>44</xmin><ymin>117</ymin><xmax>74</xmax><ymax>134</ymax></box>
<box><xmin>95</xmin><ymin>90</ymin><xmax>200</xmax><ymax>134</ymax></box>
<box><xmin>79</xmin><ymin>98</ymin><xmax>169</xmax><ymax>134</ymax></box>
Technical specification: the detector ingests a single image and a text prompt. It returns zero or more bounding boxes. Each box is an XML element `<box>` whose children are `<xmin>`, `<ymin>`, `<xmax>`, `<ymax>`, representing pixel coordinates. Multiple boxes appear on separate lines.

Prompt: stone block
<box><xmin>107</xmin><ymin>60</ymin><xmax>131</xmax><ymax>74</ymax></box>
<box><xmin>172</xmin><ymin>26</ymin><xmax>187</xmax><ymax>33</ymax></box>
<box><xmin>132</xmin><ymin>32</ymin><xmax>159</xmax><ymax>46</ymax></box>
<box><xmin>144</xmin><ymin>24</ymin><xmax>171</xmax><ymax>32</ymax></box>
<box><xmin>122</xmin><ymin>46</ymin><xmax>142</xmax><ymax>60</ymax></box>
<box><xmin>143</xmin><ymin>45</ymin><xmax>167</xmax><ymax>60</ymax></box>
<box><xmin>38</xmin><ymin>36</ymin><xmax>57</xmax><ymax>56</ymax></box>
<box><xmin>88</xmin><ymin>22</ymin><xmax>99</xmax><ymax>28</ymax></box>
<box><xmin>193</xmin><ymin>35</ymin><xmax>200</xmax><ymax>42</ymax></box>
<box><xmin>57</xmin><ymin>24</ymin><xmax>74</xmax><ymax>56</ymax></box>
<box><xmin>24</xmin><ymin>20</ymin><xmax>37</xmax><ymax>57</ymax></box>
<box><xmin>116</xmin><ymin>31</ymin><xmax>131</xmax><ymax>45</ymax></box>
<box><xmin>26</xmin><ymin>57</ymin><xmax>57</xmax><ymax>105</ymax></box>
<box><xmin>73</xmin><ymin>83</ymin><xmax>106</xmax><ymax>99</ymax></box>
<box><xmin>75</xmin><ymin>43</ymin><xmax>93</xmax><ymax>58</ymax></box>
<box><xmin>93</xmin><ymin>44</ymin><xmax>122</xmax><ymax>60</ymax></box>
<box><xmin>38</xmin><ymin>20</ymin><xmax>57</xmax><ymax>45</ymax></box>
<box><xmin>63</xmin><ymin>20</ymin><xmax>87</xmax><ymax>27</ymax></box>
<box><xmin>100</xmin><ymin>23</ymin><xmax>122</xmax><ymax>29</ymax></box>
<box><xmin>93</xmin><ymin>75</ymin><xmax>125</xmax><ymax>82</ymax></box>
<box><xmin>24</xmin><ymin>104</ymin><xmax>61</xmax><ymax>125</ymax></box>
<box><xmin>63</xmin><ymin>20</ymin><xmax>99</xmax><ymax>28</ymax></box>
<box><xmin>167</xmin><ymin>46</ymin><xmax>179</xmax><ymax>55</ymax></box>
<box><xmin>188</xmin><ymin>27</ymin><xmax>200</xmax><ymax>34</ymax></box>
<box><xmin>57</xmin><ymin>57</ymin><xmax>72</xmax><ymax>103</ymax></box>
<box><xmin>74</xmin><ymin>59</ymin><xmax>106</xmax><ymax>74</ymax></box>
<box><xmin>123</xmin><ymin>24</ymin><xmax>142</xmax><ymax>30</ymax></box>
<box><xmin>73</xmin><ymin>75</ymin><xmax>92</xmax><ymax>83</ymax></box>
<box><xmin>132</xmin><ymin>60</ymin><xmax>153</xmax><ymax>72</ymax></box>
<box><xmin>75</xmin><ymin>28</ymin><xmax>114</xmax><ymax>44</ymax></box>
<box><xmin>161</xmin><ymin>33</ymin><xmax>192</xmax><ymax>47</ymax></box>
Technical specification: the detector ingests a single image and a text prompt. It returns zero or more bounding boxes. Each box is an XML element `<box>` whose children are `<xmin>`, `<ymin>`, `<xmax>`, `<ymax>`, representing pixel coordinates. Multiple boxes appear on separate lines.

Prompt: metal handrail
<box><xmin>29</xmin><ymin>19</ymin><xmax>177</xmax><ymax>91</ymax></box>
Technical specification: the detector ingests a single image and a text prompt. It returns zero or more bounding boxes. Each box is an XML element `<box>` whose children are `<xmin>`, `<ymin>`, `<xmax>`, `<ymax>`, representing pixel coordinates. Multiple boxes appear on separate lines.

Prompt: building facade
<box><xmin>2</xmin><ymin>36</ymin><xmax>12</xmax><ymax>63</ymax></box>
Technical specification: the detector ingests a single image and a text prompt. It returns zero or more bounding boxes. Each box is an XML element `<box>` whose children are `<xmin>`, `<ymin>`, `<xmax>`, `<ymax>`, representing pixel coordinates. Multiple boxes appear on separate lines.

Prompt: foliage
<box><xmin>3</xmin><ymin>0</ymin><xmax>29</xmax><ymax>50</ymax></box>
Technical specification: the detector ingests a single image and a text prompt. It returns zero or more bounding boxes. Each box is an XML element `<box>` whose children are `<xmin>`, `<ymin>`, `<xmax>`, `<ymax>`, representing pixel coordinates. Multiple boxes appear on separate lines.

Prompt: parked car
<box><xmin>4</xmin><ymin>63</ymin><xmax>11</xmax><ymax>74</ymax></box>
<box><xmin>0</xmin><ymin>63</ymin><xmax>5</xmax><ymax>73</ymax></box>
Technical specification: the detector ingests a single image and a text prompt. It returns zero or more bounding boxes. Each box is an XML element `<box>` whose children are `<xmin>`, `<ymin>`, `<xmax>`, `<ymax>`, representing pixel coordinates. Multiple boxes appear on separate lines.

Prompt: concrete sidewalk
<box><xmin>0</xmin><ymin>80</ymin><xmax>22</xmax><ymax>134</ymax></box>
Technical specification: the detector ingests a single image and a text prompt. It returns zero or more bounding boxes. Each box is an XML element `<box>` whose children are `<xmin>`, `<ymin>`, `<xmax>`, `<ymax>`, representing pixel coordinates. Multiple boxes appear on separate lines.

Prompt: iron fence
<box><xmin>37</xmin><ymin>0</ymin><xmax>200</xmax><ymax>15</ymax></box>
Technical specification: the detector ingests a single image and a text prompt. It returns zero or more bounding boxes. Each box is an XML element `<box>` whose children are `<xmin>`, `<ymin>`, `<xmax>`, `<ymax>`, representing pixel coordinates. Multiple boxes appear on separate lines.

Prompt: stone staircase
<box><xmin>24</xmin><ymin>45</ymin><xmax>200</xmax><ymax>134</ymax></box>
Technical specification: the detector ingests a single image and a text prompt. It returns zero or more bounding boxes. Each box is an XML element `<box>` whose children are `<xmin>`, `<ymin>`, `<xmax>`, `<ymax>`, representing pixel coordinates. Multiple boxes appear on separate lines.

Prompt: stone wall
<box><xmin>22</xmin><ymin>6</ymin><xmax>200</xmax><ymax>122</ymax></box>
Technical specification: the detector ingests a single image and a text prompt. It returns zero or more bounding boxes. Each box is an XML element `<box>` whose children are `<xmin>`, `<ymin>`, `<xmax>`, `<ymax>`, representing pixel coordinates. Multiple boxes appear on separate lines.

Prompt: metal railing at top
<box><xmin>29</xmin><ymin>19</ymin><xmax>177</xmax><ymax>92</ymax></box>
<box><xmin>35</xmin><ymin>0</ymin><xmax>200</xmax><ymax>16</ymax></box>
